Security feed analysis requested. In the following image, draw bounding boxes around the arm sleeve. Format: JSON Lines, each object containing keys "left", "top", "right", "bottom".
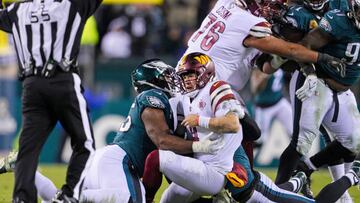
{"left": 70, "top": 0, "right": 102, "bottom": 18}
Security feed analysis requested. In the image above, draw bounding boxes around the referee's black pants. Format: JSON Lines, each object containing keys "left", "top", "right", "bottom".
{"left": 13, "top": 72, "right": 95, "bottom": 202}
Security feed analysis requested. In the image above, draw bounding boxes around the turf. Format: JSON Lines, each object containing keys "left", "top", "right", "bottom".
{"left": 0, "top": 165, "right": 359, "bottom": 202}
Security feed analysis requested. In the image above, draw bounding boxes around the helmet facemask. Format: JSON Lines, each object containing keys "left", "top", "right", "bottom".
{"left": 131, "top": 59, "right": 181, "bottom": 97}
{"left": 304, "top": 0, "right": 329, "bottom": 12}
{"left": 350, "top": 0, "right": 360, "bottom": 29}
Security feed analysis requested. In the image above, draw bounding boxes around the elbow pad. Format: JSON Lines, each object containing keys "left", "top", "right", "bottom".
{"left": 217, "top": 100, "right": 245, "bottom": 119}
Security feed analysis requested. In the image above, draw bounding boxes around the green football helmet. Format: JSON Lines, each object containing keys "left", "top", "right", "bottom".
{"left": 131, "top": 58, "right": 180, "bottom": 95}
{"left": 349, "top": 0, "right": 360, "bottom": 29}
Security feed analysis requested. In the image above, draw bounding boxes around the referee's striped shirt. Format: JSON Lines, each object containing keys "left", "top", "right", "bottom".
{"left": 0, "top": 0, "right": 101, "bottom": 72}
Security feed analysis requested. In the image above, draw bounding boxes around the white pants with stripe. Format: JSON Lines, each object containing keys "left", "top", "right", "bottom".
{"left": 289, "top": 71, "right": 360, "bottom": 155}
{"left": 159, "top": 150, "right": 226, "bottom": 203}
{"left": 248, "top": 172, "right": 315, "bottom": 203}
{"left": 255, "top": 97, "right": 293, "bottom": 143}
{"left": 78, "top": 145, "right": 145, "bottom": 203}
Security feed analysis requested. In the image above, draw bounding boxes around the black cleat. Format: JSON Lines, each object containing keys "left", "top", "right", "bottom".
{"left": 52, "top": 190, "right": 78, "bottom": 203}
{"left": 300, "top": 176, "right": 314, "bottom": 199}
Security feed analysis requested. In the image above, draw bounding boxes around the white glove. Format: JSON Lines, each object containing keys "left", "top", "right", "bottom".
{"left": 295, "top": 74, "right": 318, "bottom": 102}
{"left": 192, "top": 133, "right": 224, "bottom": 154}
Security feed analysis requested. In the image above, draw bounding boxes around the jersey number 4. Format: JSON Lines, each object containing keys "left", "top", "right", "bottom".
{"left": 191, "top": 13, "right": 225, "bottom": 51}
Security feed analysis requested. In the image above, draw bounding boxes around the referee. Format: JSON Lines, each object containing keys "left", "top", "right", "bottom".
{"left": 0, "top": 0, "right": 102, "bottom": 202}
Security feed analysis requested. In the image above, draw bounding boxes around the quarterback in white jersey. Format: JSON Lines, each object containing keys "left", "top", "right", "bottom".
{"left": 143, "top": 53, "right": 244, "bottom": 203}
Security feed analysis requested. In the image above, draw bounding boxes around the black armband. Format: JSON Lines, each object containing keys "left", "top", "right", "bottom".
{"left": 255, "top": 53, "right": 273, "bottom": 72}
{"left": 299, "top": 63, "right": 316, "bottom": 76}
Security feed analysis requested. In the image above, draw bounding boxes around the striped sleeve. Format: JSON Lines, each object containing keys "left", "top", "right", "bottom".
{"left": 249, "top": 21, "right": 272, "bottom": 38}
{"left": 210, "top": 81, "right": 236, "bottom": 112}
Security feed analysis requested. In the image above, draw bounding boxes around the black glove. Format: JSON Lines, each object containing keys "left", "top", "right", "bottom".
{"left": 317, "top": 53, "right": 346, "bottom": 77}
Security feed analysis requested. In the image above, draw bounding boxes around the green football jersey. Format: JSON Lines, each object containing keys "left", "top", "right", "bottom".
{"left": 285, "top": 0, "right": 349, "bottom": 33}
{"left": 113, "top": 89, "right": 174, "bottom": 176}
{"left": 286, "top": 5, "right": 321, "bottom": 33}
{"left": 255, "top": 70, "right": 284, "bottom": 106}
{"left": 317, "top": 9, "right": 360, "bottom": 85}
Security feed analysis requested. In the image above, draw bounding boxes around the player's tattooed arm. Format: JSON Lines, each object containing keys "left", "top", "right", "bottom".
{"left": 181, "top": 112, "right": 241, "bottom": 134}
{"left": 142, "top": 107, "right": 193, "bottom": 154}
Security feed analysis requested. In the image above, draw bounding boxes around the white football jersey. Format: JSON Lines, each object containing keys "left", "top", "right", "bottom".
{"left": 176, "top": 80, "right": 243, "bottom": 174}
{"left": 184, "top": 0, "right": 270, "bottom": 91}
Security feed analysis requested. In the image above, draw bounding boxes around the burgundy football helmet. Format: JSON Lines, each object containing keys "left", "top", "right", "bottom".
{"left": 177, "top": 52, "right": 215, "bottom": 93}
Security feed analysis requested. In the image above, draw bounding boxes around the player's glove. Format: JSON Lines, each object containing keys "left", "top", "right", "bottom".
{"left": 317, "top": 53, "right": 346, "bottom": 78}
{"left": 192, "top": 133, "right": 224, "bottom": 154}
{"left": 296, "top": 74, "right": 318, "bottom": 102}
{"left": 270, "top": 54, "right": 288, "bottom": 70}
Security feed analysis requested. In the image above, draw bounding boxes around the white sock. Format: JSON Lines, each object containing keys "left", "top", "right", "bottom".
{"left": 344, "top": 162, "right": 353, "bottom": 173}
{"left": 35, "top": 171, "right": 57, "bottom": 201}
{"left": 304, "top": 157, "right": 317, "bottom": 170}
{"left": 340, "top": 190, "right": 352, "bottom": 201}
{"left": 344, "top": 170, "right": 359, "bottom": 186}
{"left": 328, "top": 163, "right": 345, "bottom": 181}
{"left": 80, "top": 189, "right": 130, "bottom": 202}
{"left": 289, "top": 178, "right": 301, "bottom": 193}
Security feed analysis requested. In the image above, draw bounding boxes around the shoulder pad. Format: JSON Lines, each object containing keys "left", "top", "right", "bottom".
{"left": 209, "top": 81, "right": 235, "bottom": 112}
{"left": 249, "top": 22, "right": 272, "bottom": 38}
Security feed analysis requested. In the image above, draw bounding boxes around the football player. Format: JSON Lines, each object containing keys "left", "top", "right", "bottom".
{"left": 270, "top": 0, "right": 355, "bottom": 201}
{"left": 143, "top": 52, "right": 244, "bottom": 203}
{"left": 0, "top": 151, "right": 58, "bottom": 203}
{"left": 250, "top": 69, "right": 292, "bottom": 146}
{"left": 274, "top": 1, "right": 360, "bottom": 200}
{"left": 75, "top": 59, "right": 223, "bottom": 202}
{"left": 179, "top": 0, "right": 345, "bottom": 167}
{"left": 256, "top": 0, "right": 354, "bottom": 200}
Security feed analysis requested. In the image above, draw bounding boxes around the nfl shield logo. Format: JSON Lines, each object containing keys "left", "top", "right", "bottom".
{"left": 198, "top": 100, "right": 206, "bottom": 110}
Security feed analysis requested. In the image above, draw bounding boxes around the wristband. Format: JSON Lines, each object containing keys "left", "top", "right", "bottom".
{"left": 198, "top": 116, "right": 211, "bottom": 129}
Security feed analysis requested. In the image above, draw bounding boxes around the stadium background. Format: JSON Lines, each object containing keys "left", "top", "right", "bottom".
{"left": 0, "top": 0, "right": 359, "bottom": 202}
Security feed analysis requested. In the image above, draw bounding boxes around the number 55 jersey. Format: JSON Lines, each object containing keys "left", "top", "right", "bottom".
{"left": 184, "top": 0, "right": 272, "bottom": 92}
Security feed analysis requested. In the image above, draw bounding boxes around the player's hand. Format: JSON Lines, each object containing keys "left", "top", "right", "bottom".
{"left": 317, "top": 53, "right": 346, "bottom": 77}
{"left": 295, "top": 74, "right": 318, "bottom": 102}
{"left": 270, "top": 54, "right": 287, "bottom": 70}
{"left": 181, "top": 114, "right": 200, "bottom": 127}
{"left": 192, "top": 133, "right": 224, "bottom": 154}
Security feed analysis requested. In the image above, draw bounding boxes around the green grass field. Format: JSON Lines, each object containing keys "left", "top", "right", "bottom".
{"left": 0, "top": 165, "right": 359, "bottom": 202}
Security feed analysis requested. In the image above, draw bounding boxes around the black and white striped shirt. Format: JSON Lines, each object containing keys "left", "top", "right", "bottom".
{"left": 0, "top": 0, "right": 101, "bottom": 71}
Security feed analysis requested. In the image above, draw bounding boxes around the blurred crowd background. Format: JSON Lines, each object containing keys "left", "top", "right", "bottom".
{"left": 0, "top": 0, "right": 359, "bottom": 167}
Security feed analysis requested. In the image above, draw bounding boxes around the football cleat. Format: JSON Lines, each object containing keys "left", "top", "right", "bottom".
{"left": 300, "top": 175, "right": 314, "bottom": 199}
{"left": 0, "top": 151, "right": 18, "bottom": 174}
{"left": 351, "top": 160, "right": 360, "bottom": 185}
{"left": 212, "top": 189, "right": 238, "bottom": 203}
{"left": 290, "top": 171, "right": 307, "bottom": 193}
{"left": 52, "top": 190, "right": 78, "bottom": 203}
